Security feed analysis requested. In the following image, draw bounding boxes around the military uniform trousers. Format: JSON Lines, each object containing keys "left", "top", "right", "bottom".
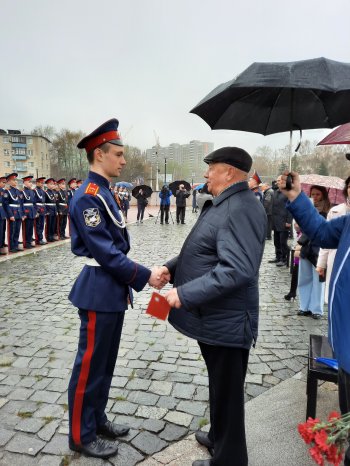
{"left": 68, "top": 309, "right": 125, "bottom": 446}
{"left": 22, "top": 218, "right": 34, "bottom": 247}
{"left": 35, "top": 214, "right": 45, "bottom": 242}
{"left": 8, "top": 219, "right": 21, "bottom": 250}
{"left": 57, "top": 214, "right": 68, "bottom": 238}
{"left": 0, "top": 219, "right": 6, "bottom": 248}
{"left": 46, "top": 214, "right": 57, "bottom": 241}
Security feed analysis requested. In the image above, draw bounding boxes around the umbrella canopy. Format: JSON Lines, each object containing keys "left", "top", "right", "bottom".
{"left": 116, "top": 181, "right": 133, "bottom": 189}
{"left": 132, "top": 185, "right": 153, "bottom": 198}
{"left": 317, "top": 122, "right": 350, "bottom": 146}
{"left": 193, "top": 183, "right": 205, "bottom": 191}
{"left": 169, "top": 180, "right": 191, "bottom": 193}
{"left": 191, "top": 57, "right": 350, "bottom": 136}
{"left": 299, "top": 174, "right": 345, "bottom": 205}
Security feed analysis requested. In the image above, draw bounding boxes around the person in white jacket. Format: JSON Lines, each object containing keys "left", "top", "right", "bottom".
{"left": 316, "top": 177, "right": 350, "bottom": 303}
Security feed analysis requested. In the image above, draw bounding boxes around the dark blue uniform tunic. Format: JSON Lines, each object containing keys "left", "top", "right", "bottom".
{"left": 22, "top": 187, "right": 36, "bottom": 247}
{"left": 0, "top": 188, "right": 7, "bottom": 250}
{"left": 68, "top": 171, "right": 151, "bottom": 447}
{"left": 33, "top": 187, "right": 46, "bottom": 242}
{"left": 2, "top": 187, "right": 24, "bottom": 251}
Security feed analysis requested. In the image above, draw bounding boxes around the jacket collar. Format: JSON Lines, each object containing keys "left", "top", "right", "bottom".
{"left": 212, "top": 181, "right": 249, "bottom": 206}
{"left": 88, "top": 171, "right": 110, "bottom": 189}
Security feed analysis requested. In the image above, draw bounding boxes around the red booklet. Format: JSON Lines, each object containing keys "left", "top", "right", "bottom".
{"left": 146, "top": 292, "right": 171, "bottom": 320}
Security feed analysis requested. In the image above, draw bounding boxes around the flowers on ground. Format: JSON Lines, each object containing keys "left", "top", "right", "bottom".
{"left": 298, "top": 411, "right": 350, "bottom": 465}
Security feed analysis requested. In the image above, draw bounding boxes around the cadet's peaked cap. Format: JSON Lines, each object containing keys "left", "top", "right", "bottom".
{"left": 22, "top": 175, "right": 34, "bottom": 182}
{"left": 45, "top": 178, "right": 55, "bottom": 184}
{"left": 0, "top": 176, "right": 7, "bottom": 182}
{"left": 36, "top": 177, "right": 46, "bottom": 182}
{"left": 77, "top": 118, "right": 123, "bottom": 152}
{"left": 57, "top": 178, "right": 66, "bottom": 184}
{"left": 204, "top": 147, "right": 252, "bottom": 173}
{"left": 251, "top": 170, "right": 262, "bottom": 184}
{"left": 68, "top": 178, "right": 76, "bottom": 185}
{"left": 6, "top": 173, "right": 18, "bottom": 181}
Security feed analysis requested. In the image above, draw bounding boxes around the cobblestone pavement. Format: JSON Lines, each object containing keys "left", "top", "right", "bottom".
{"left": 0, "top": 211, "right": 328, "bottom": 465}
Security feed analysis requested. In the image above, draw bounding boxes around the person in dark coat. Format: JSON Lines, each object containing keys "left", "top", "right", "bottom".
{"left": 261, "top": 182, "right": 273, "bottom": 239}
{"left": 175, "top": 184, "right": 190, "bottom": 224}
{"left": 161, "top": 147, "right": 267, "bottom": 466}
{"left": 135, "top": 189, "right": 148, "bottom": 223}
{"left": 269, "top": 176, "right": 293, "bottom": 266}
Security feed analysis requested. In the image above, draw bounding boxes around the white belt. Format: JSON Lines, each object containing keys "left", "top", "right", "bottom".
{"left": 9, "top": 204, "right": 20, "bottom": 207}
{"left": 36, "top": 203, "right": 44, "bottom": 206}
{"left": 46, "top": 203, "right": 55, "bottom": 206}
{"left": 23, "top": 203, "right": 33, "bottom": 206}
{"left": 85, "top": 258, "right": 100, "bottom": 267}
{"left": 59, "top": 203, "right": 68, "bottom": 206}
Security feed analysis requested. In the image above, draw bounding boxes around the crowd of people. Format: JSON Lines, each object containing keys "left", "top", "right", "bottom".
{"left": 0, "top": 174, "right": 83, "bottom": 254}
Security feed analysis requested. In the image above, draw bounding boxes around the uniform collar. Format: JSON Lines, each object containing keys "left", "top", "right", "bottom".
{"left": 212, "top": 181, "right": 248, "bottom": 206}
{"left": 88, "top": 171, "right": 110, "bottom": 189}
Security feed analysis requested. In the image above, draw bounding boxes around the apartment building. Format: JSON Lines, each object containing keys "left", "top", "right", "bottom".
{"left": 0, "top": 129, "right": 51, "bottom": 180}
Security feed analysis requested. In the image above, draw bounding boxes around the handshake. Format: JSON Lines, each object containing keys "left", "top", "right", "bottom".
{"left": 148, "top": 266, "right": 182, "bottom": 309}
{"left": 148, "top": 266, "right": 171, "bottom": 290}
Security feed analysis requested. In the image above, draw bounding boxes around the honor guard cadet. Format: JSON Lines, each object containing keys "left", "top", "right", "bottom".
{"left": 68, "top": 118, "right": 166, "bottom": 459}
{"left": 2, "top": 173, "right": 24, "bottom": 253}
{"left": 67, "top": 178, "right": 77, "bottom": 206}
{"left": 56, "top": 178, "right": 69, "bottom": 239}
{"left": 33, "top": 177, "right": 47, "bottom": 245}
{"left": 44, "top": 178, "right": 58, "bottom": 242}
{"left": 0, "top": 176, "right": 8, "bottom": 255}
{"left": 76, "top": 179, "right": 83, "bottom": 189}
{"left": 21, "top": 175, "right": 37, "bottom": 248}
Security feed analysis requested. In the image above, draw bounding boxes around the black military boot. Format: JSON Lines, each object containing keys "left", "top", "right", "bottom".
{"left": 69, "top": 437, "right": 118, "bottom": 459}
{"left": 96, "top": 420, "right": 130, "bottom": 439}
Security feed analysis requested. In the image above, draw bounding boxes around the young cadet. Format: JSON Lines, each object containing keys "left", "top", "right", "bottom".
{"left": 33, "top": 177, "right": 47, "bottom": 245}
{"left": 0, "top": 176, "right": 8, "bottom": 254}
{"left": 56, "top": 178, "right": 69, "bottom": 239}
{"left": 21, "top": 175, "right": 37, "bottom": 248}
{"left": 2, "top": 173, "right": 24, "bottom": 252}
{"left": 44, "top": 178, "right": 58, "bottom": 242}
{"left": 68, "top": 118, "right": 168, "bottom": 459}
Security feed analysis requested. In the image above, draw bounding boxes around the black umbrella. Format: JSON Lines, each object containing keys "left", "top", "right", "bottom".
{"left": 190, "top": 57, "right": 350, "bottom": 167}
{"left": 132, "top": 185, "right": 153, "bottom": 198}
{"left": 169, "top": 180, "right": 191, "bottom": 193}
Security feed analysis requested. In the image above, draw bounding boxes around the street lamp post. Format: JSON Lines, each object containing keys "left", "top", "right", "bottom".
{"left": 164, "top": 158, "right": 167, "bottom": 184}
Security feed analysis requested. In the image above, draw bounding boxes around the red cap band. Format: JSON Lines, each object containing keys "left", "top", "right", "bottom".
{"left": 84, "top": 131, "right": 121, "bottom": 153}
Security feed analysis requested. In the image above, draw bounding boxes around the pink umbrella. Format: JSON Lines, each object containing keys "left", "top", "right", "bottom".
{"left": 299, "top": 174, "right": 345, "bottom": 205}
{"left": 317, "top": 122, "right": 350, "bottom": 145}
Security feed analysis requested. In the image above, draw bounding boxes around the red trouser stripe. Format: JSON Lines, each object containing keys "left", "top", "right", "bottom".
{"left": 72, "top": 311, "right": 96, "bottom": 446}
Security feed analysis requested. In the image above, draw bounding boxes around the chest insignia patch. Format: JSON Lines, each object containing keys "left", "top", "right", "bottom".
{"left": 83, "top": 208, "right": 101, "bottom": 227}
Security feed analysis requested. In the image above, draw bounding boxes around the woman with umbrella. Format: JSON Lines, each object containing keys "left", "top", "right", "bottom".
{"left": 132, "top": 185, "right": 152, "bottom": 224}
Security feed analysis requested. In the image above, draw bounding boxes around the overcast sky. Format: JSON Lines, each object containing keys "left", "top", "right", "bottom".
{"left": 1, "top": 0, "right": 350, "bottom": 154}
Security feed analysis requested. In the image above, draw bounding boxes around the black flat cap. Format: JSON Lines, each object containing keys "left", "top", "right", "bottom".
{"left": 204, "top": 147, "right": 252, "bottom": 173}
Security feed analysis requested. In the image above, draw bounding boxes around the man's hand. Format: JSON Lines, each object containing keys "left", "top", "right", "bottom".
{"left": 279, "top": 171, "right": 302, "bottom": 201}
{"left": 9, "top": 216, "right": 15, "bottom": 221}
{"left": 164, "top": 288, "right": 182, "bottom": 308}
{"left": 316, "top": 266, "right": 326, "bottom": 278}
{"left": 148, "top": 266, "right": 171, "bottom": 290}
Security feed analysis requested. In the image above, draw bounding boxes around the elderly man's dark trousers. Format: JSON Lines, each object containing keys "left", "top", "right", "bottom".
{"left": 339, "top": 369, "right": 350, "bottom": 466}
{"left": 176, "top": 206, "right": 185, "bottom": 224}
{"left": 198, "top": 341, "right": 249, "bottom": 466}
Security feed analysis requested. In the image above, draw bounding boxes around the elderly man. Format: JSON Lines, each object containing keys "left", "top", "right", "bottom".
{"left": 162, "top": 147, "right": 267, "bottom": 466}
{"left": 280, "top": 170, "right": 350, "bottom": 466}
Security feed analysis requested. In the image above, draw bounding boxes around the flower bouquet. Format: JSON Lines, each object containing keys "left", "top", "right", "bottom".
{"left": 298, "top": 411, "right": 350, "bottom": 465}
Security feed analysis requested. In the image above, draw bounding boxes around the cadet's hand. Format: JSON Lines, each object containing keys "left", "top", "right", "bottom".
{"left": 10, "top": 216, "right": 15, "bottom": 221}
{"left": 164, "top": 288, "right": 182, "bottom": 308}
{"left": 279, "top": 171, "right": 301, "bottom": 201}
{"left": 148, "top": 266, "right": 170, "bottom": 289}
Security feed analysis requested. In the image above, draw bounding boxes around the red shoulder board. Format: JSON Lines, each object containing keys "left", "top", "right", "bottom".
{"left": 85, "top": 183, "right": 100, "bottom": 196}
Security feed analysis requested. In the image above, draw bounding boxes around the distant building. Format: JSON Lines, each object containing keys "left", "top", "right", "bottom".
{"left": 145, "top": 140, "right": 214, "bottom": 182}
{"left": 0, "top": 129, "right": 51, "bottom": 179}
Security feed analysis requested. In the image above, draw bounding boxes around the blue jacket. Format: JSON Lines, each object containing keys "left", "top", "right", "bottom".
{"left": 22, "top": 187, "right": 37, "bottom": 219}
{"left": 2, "top": 187, "right": 24, "bottom": 219}
{"left": 0, "top": 188, "right": 7, "bottom": 220}
{"left": 69, "top": 171, "right": 151, "bottom": 312}
{"left": 159, "top": 189, "right": 172, "bottom": 206}
{"left": 287, "top": 192, "right": 350, "bottom": 373}
{"left": 166, "top": 182, "right": 266, "bottom": 348}
{"left": 33, "top": 187, "right": 46, "bottom": 215}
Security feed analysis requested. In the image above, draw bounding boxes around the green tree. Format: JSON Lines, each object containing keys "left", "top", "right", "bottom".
{"left": 317, "top": 161, "right": 329, "bottom": 175}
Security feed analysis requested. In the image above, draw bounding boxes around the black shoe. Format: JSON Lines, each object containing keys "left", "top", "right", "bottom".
{"left": 312, "top": 314, "right": 322, "bottom": 320}
{"left": 165, "top": 221, "right": 169, "bottom": 224}
{"left": 38, "top": 240, "right": 47, "bottom": 245}
{"left": 268, "top": 259, "right": 279, "bottom": 263}
{"left": 96, "top": 420, "right": 130, "bottom": 439}
{"left": 284, "top": 292, "right": 296, "bottom": 301}
{"left": 69, "top": 437, "right": 118, "bottom": 459}
{"left": 24, "top": 245, "right": 35, "bottom": 249}
{"left": 195, "top": 431, "right": 214, "bottom": 456}
{"left": 160, "top": 222, "right": 164, "bottom": 225}
{"left": 9, "top": 249, "right": 19, "bottom": 253}
{"left": 181, "top": 222, "right": 186, "bottom": 224}
{"left": 297, "top": 310, "right": 312, "bottom": 316}
{"left": 193, "top": 460, "right": 211, "bottom": 466}
{"left": 276, "top": 261, "right": 287, "bottom": 267}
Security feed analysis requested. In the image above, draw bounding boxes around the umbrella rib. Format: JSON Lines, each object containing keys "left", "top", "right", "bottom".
{"left": 264, "top": 90, "right": 283, "bottom": 135}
